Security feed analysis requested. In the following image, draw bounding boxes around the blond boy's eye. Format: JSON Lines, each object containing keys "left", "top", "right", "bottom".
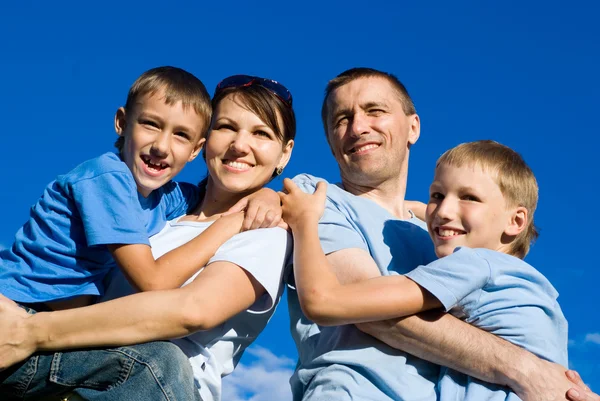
{"left": 430, "top": 192, "right": 444, "bottom": 200}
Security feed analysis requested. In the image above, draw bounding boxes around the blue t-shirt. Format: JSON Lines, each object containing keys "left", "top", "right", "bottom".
{"left": 287, "top": 174, "right": 439, "bottom": 401}
{"left": 406, "top": 247, "right": 568, "bottom": 401}
{"left": 0, "top": 152, "right": 200, "bottom": 303}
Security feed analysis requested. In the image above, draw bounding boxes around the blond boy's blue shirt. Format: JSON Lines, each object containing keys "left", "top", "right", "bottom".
{"left": 406, "top": 247, "right": 568, "bottom": 400}
{"left": 0, "top": 152, "right": 200, "bottom": 303}
{"left": 287, "top": 173, "right": 439, "bottom": 401}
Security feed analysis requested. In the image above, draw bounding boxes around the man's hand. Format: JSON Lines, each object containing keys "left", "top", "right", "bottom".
{"left": 279, "top": 179, "right": 327, "bottom": 230}
{"left": 0, "top": 294, "right": 37, "bottom": 371}
{"left": 224, "top": 188, "right": 282, "bottom": 230}
{"left": 566, "top": 370, "right": 599, "bottom": 401}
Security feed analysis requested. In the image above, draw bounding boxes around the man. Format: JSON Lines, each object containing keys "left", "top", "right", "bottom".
{"left": 286, "top": 67, "right": 597, "bottom": 401}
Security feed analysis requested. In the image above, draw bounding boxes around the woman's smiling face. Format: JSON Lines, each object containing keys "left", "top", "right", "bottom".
{"left": 205, "top": 94, "right": 293, "bottom": 197}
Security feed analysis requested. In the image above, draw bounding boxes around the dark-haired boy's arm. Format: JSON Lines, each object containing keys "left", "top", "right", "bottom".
{"left": 357, "top": 313, "right": 592, "bottom": 401}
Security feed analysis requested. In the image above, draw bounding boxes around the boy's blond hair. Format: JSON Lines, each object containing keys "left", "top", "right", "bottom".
{"left": 115, "top": 66, "right": 212, "bottom": 152}
{"left": 436, "top": 140, "right": 539, "bottom": 259}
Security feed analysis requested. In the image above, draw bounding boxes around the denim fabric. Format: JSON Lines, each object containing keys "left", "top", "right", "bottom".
{"left": 0, "top": 310, "right": 199, "bottom": 401}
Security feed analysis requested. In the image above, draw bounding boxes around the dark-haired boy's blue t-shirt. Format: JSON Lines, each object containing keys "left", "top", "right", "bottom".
{"left": 0, "top": 152, "right": 200, "bottom": 303}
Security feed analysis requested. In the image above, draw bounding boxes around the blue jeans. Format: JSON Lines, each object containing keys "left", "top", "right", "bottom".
{"left": 0, "top": 308, "right": 200, "bottom": 400}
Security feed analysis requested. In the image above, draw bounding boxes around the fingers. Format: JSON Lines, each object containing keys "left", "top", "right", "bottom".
{"left": 223, "top": 198, "right": 248, "bottom": 216}
{"left": 314, "top": 181, "right": 328, "bottom": 201}
{"left": 567, "top": 370, "right": 591, "bottom": 391}
{"left": 282, "top": 178, "right": 299, "bottom": 194}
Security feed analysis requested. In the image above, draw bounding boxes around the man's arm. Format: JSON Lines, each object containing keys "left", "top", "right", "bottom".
{"left": 357, "top": 311, "right": 591, "bottom": 401}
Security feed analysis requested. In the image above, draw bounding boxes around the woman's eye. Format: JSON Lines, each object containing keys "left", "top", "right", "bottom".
{"left": 216, "top": 124, "right": 234, "bottom": 131}
{"left": 255, "top": 130, "right": 271, "bottom": 138}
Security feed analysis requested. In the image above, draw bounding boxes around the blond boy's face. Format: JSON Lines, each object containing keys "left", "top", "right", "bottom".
{"left": 115, "top": 90, "right": 206, "bottom": 197}
{"left": 426, "top": 163, "right": 516, "bottom": 258}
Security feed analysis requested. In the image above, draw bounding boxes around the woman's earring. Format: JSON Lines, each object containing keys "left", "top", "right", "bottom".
{"left": 275, "top": 166, "right": 284, "bottom": 176}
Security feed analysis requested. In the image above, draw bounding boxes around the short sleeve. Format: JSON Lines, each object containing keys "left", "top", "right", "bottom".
{"left": 161, "top": 181, "right": 201, "bottom": 219}
{"left": 208, "top": 227, "right": 292, "bottom": 313}
{"left": 405, "top": 247, "right": 491, "bottom": 311}
{"left": 293, "top": 174, "right": 367, "bottom": 255}
{"left": 71, "top": 172, "right": 150, "bottom": 247}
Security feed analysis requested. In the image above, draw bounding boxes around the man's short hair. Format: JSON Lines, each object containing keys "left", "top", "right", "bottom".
{"left": 436, "top": 140, "right": 539, "bottom": 259}
{"left": 321, "top": 67, "right": 416, "bottom": 138}
{"left": 115, "top": 66, "right": 212, "bottom": 152}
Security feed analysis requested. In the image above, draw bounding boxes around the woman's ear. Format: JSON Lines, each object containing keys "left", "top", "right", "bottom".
{"left": 277, "top": 139, "right": 295, "bottom": 170}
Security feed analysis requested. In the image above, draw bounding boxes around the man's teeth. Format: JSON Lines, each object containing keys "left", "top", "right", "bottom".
{"left": 353, "top": 144, "right": 379, "bottom": 153}
{"left": 439, "top": 229, "right": 463, "bottom": 237}
{"left": 225, "top": 161, "right": 251, "bottom": 170}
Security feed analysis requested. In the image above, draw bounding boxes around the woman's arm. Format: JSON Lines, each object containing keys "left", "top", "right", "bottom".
{"left": 0, "top": 259, "right": 264, "bottom": 370}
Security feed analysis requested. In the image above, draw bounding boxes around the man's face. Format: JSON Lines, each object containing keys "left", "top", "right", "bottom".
{"left": 325, "top": 77, "right": 419, "bottom": 188}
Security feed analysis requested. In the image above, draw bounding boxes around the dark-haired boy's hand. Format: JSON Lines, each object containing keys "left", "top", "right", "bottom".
{"left": 224, "top": 188, "right": 282, "bottom": 231}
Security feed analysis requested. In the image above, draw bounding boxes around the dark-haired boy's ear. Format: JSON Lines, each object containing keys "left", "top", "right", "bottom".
{"left": 505, "top": 206, "right": 528, "bottom": 236}
{"left": 188, "top": 138, "right": 206, "bottom": 162}
{"left": 115, "top": 107, "right": 127, "bottom": 136}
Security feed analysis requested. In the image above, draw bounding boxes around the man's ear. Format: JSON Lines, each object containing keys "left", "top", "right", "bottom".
{"left": 115, "top": 107, "right": 127, "bottom": 136}
{"left": 188, "top": 137, "right": 206, "bottom": 162}
{"left": 407, "top": 114, "right": 420, "bottom": 146}
{"left": 504, "top": 206, "right": 528, "bottom": 236}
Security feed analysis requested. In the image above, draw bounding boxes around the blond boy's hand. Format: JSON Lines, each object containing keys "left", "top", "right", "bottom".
{"left": 224, "top": 188, "right": 282, "bottom": 231}
{"left": 279, "top": 179, "right": 327, "bottom": 230}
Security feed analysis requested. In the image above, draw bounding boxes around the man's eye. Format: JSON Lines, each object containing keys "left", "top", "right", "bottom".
{"left": 368, "top": 109, "right": 384, "bottom": 115}
{"left": 335, "top": 117, "right": 349, "bottom": 127}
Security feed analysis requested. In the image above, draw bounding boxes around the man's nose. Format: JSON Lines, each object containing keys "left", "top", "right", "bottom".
{"left": 349, "top": 113, "right": 369, "bottom": 138}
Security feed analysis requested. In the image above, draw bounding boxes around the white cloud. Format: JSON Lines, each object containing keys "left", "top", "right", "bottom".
{"left": 584, "top": 333, "right": 600, "bottom": 345}
{"left": 222, "top": 346, "right": 295, "bottom": 401}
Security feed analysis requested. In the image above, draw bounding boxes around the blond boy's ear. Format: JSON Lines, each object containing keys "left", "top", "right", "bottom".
{"left": 115, "top": 107, "right": 127, "bottom": 136}
{"left": 188, "top": 137, "right": 206, "bottom": 162}
{"left": 504, "top": 206, "right": 528, "bottom": 237}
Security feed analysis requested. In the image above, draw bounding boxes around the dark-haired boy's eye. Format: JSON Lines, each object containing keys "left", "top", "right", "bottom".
{"left": 141, "top": 119, "right": 159, "bottom": 128}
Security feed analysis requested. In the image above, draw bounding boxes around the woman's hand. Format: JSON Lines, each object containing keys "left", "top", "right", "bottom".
{"left": 279, "top": 179, "right": 327, "bottom": 230}
{"left": 224, "top": 188, "right": 282, "bottom": 231}
{"left": 0, "top": 294, "right": 37, "bottom": 371}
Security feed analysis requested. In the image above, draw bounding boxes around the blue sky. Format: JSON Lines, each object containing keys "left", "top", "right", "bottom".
{"left": 1, "top": 1, "right": 598, "bottom": 398}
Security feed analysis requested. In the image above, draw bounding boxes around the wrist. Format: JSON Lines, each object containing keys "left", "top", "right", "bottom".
{"left": 499, "top": 349, "right": 539, "bottom": 394}
{"left": 289, "top": 215, "right": 320, "bottom": 231}
{"left": 21, "top": 312, "right": 43, "bottom": 352}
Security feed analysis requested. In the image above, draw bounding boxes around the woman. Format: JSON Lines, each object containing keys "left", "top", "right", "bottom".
{"left": 0, "top": 75, "right": 296, "bottom": 401}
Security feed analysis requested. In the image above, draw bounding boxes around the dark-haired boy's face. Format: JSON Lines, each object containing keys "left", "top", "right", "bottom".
{"left": 115, "top": 90, "right": 206, "bottom": 197}
{"left": 426, "top": 163, "right": 517, "bottom": 257}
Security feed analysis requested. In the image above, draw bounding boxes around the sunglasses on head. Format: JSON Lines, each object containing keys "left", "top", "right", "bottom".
{"left": 215, "top": 75, "right": 293, "bottom": 107}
